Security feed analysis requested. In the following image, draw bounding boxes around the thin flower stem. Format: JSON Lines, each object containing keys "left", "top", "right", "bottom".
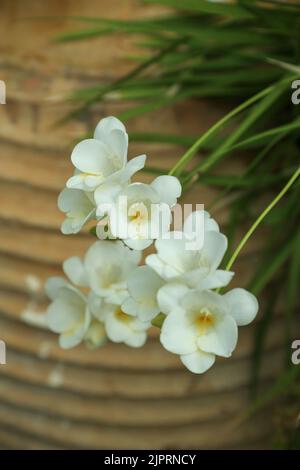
{"left": 168, "top": 84, "right": 276, "bottom": 177}
{"left": 225, "top": 165, "right": 300, "bottom": 273}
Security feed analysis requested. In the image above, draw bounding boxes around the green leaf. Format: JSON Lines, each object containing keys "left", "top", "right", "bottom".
{"left": 239, "top": 365, "right": 300, "bottom": 423}
{"left": 251, "top": 290, "right": 279, "bottom": 396}
{"left": 225, "top": 165, "right": 300, "bottom": 275}
{"left": 129, "top": 132, "right": 195, "bottom": 147}
{"left": 248, "top": 241, "right": 292, "bottom": 296}
{"left": 187, "top": 79, "right": 289, "bottom": 178}
{"left": 169, "top": 80, "right": 285, "bottom": 177}
{"left": 57, "top": 37, "right": 184, "bottom": 124}
{"left": 285, "top": 228, "right": 300, "bottom": 364}
{"left": 143, "top": 0, "right": 253, "bottom": 18}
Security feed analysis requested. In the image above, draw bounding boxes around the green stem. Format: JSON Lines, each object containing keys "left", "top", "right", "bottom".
{"left": 225, "top": 165, "right": 300, "bottom": 273}
{"left": 168, "top": 83, "right": 276, "bottom": 177}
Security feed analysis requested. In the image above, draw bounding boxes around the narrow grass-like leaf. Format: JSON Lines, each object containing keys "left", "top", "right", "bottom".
{"left": 186, "top": 80, "right": 289, "bottom": 180}
{"left": 251, "top": 288, "right": 280, "bottom": 397}
{"left": 225, "top": 165, "right": 300, "bottom": 275}
{"left": 129, "top": 132, "right": 195, "bottom": 146}
{"left": 238, "top": 365, "right": 300, "bottom": 423}
{"left": 143, "top": 0, "right": 253, "bottom": 18}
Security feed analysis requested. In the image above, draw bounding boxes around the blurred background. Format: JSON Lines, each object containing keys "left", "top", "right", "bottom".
{"left": 0, "top": 0, "right": 299, "bottom": 449}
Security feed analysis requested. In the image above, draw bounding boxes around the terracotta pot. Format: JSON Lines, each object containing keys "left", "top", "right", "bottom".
{"left": 0, "top": 0, "right": 290, "bottom": 449}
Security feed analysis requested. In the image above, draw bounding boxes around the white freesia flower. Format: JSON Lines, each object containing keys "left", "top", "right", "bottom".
{"left": 95, "top": 216, "right": 116, "bottom": 241}
{"left": 122, "top": 265, "right": 164, "bottom": 321}
{"left": 66, "top": 116, "right": 146, "bottom": 191}
{"left": 160, "top": 288, "right": 258, "bottom": 374}
{"left": 96, "top": 175, "right": 182, "bottom": 250}
{"left": 62, "top": 255, "right": 89, "bottom": 287}
{"left": 182, "top": 209, "right": 220, "bottom": 234}
{"left": 58, "top": 188, "right": 96, "bottom": 234}
{"left": 46, "top": 111, "right": 261, "bottom": 369}
{"left": 146, "top": 210, "right": 233, "bottom": 289}
{"left": 84, "top": 240, "right": 141, "bottom": 304}
{"left": 157, "top": 282, "right": 190, "bottom": 315}
{"left": 45, "top": 255, "right": 89, "bottom": 294}
{"left": 84, "top": 319, "right": 107, "bottom": 349}
{"left": 92, "top": 301, "right": 150, "bottom": 348}
{"left": 45, "top": 279, "right": 91, "bottom": 349}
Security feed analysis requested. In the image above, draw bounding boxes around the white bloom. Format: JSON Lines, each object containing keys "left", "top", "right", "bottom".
{"left": 45, "top": 279, "right": 91, "bottom": 349}
{"left": 182, "top": 209, "right": 220, "bottom": 235}
{"left": 160, "top": 288, "right": 258, "bottom": 374}
{"left": 84, "top": 319, "right": 107, "bottom": 349}
{"left": 92, "top": 301, "right": 150, "bottom": 348}
{"left": 157, "top": 282, "right": 190, "bottom": 315}
{"left": 122, "top": 265, "right": 164, "bottom": 321}
{"left": 95, "top": 216, "right": 116, "bottom": 240}
{"left": 66, "top": 116, "right": 146, "bottom": 191}
{"left": 146, "top": 210, "right": 233, "bottom": 289}
{"left": 96, "top": 175, "right": 182, "bottom": 250}
{"left": 222, "top": 288, "right": 259, "bottom": 326}
{"left": 84, "top": 240, "right": 141, "bottom": 304}
{"left": 58, "top": 188, "right": 96, "bottom": 234}
{"left": 62, "top": 255, "right": 89, "bottom": 287}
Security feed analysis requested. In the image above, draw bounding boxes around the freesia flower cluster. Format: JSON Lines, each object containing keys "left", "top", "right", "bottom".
{"left": 46, "top": 117, "right": 259, "bottom": 374}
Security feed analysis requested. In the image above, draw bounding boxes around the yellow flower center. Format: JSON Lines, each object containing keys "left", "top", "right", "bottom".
{"left": 115, "top": 308, "right": 133, "bottom": 324}
{"left": 128, "top": 202, "right": 148, "bottom": 225}
{"left": 194, "top": 308, "right": 214, "bottom": 335}
{"left": 129, "top": 210, "right": 141, "bottom": 222}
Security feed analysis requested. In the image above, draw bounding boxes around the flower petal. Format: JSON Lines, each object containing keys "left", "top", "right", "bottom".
{"left": 105, "top": 311, "right": 131, "bottom": 343}
{"left": 224, "top": 288, "right": 259, "bottom": 326}
{"left": 84, "top": 320, "right": 107, "bottom": 349}
{"left": 87, "top": 292, "right": 103, "bottom": 320}
{"left": 94, "top": 182, "right": 123, "bottom": 216}
{"left": 152, "top": 235, "right": 192, "bottom": 276}
{"left": 94, "top": 117, "right": 128, "bottom": 165}
{"left": 197, "top": 314, "right": 238, "bottom": 358}
{"left": 122, "top": 266, "right": 162, "bottom": 321}
{"left": 84, "top": 240, "right": 141, "bottom": 297}
{"left": 66, "top": 173, "right": 103, "bottom": 191}
{"left": 59, "top": 330, "right": 84, "bottom": 349}
{"left": 63, "top": 256, "right": 89, "bottom": 287}
{"left": 183, "top": 210, "right": 219, "bottom": 237}
{"left": 157, "top": 282, "right": 189, "bottom": 314}
{"left": 180, "top": 350, "right": 215, "bottom": 374}
{"left": 61, "top": 218, "right": 76, "bottom": 235}
{"left": 94, "top": 116, "right": 126, "bottom": 140}
{"left": 160, "top": 308, "right": 197, "bottom": 355}
{"left": 121, "top": 297, "right": 139, "bottom": 317}
{"left": 108, "top": 128, "right": 128, "bottom": 163}
{"left": 182, "top": 269, "right": 234, "bottom": 290}
{"left": 45, "top": 277, "right": 67, "bottom": 300}
{"left": 58, "top": 188, "right": 94, "bottom": 213}
{"left": 125, "top": 331, "right": 147, "bottom": 348}
{"left": 146, "top": 252, "right": 180, "bottom": 280}
{"left": 124, "top": 238, "right": 153, "bottom": 250}
{"left": 150, "top": 175, "right": 182, "bottom": 207}
{"left": 47, "top": 295, "right": 82, "bottom": 334}
{"left": 201, "top": 231, "right": 228, "bottom": 271}
{"left": 119, "top": 154, "right": 146, "bottom": 183}
{"left": 71, "top": 139, "right": 113, "bottom": 175}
